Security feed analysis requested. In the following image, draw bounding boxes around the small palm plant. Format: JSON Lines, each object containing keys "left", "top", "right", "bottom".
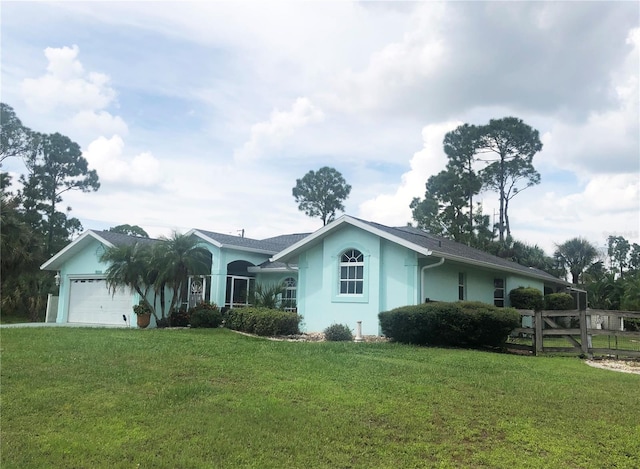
{"left": 250, "top": 282, "right": 286, "bottom": 309}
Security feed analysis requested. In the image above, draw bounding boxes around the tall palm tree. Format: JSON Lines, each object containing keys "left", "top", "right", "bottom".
{"left": 152, "top": 232, "right": 211, "bottom": 319}
{"left": 554, "top": 237, "right": 599, "bottom": 285}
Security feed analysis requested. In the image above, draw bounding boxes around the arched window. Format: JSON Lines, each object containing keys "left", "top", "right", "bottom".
{"left": 339, "top": 249, "right": 364, "bottom": 295}
{"left": 282, "top": 277, "right": 297, "bottom": 311}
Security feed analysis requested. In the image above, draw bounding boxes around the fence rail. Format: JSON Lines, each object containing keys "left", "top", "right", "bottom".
{"left": 509, "top": 309, "right": 640, "bottom": 358}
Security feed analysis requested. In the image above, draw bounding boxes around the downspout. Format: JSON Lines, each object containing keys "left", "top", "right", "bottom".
{"left": 420, "top": 257, "right": 445, "bottom": 303}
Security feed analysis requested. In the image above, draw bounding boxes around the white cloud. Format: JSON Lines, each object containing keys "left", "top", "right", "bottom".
{"left": 21, "top": 45, "right": 116, "bottom": 112}
{"left": 19, "top": 45, "right": 125, "bottom": 144}
{"left": 234, "top": 97, "right": 324, "bottom": 162}
{"left": 83, "top": 135, "right": 161, "bottom": 188}
{"left": 540, "top": 27, "right": 639, "bottom": 178}
{"left": 70, "top": 110, "right": 128, "bottom": 137}
{"left": 358, "top": 121, "right": 460, "bottom": 226}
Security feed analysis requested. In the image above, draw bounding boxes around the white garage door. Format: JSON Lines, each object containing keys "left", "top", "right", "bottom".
{"left": 68, "top": 278, "right": 132, "bottom": 326}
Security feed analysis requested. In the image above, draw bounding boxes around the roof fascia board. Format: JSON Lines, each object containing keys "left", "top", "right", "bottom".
{"left": 272, "top": 215, "right": 433, "bottom": 262}
{"left": 431, "top": 250, "right": 571, "bottom": 286}
{"left": 41, "top": 231, "right": 115, "bottom": 271}
{"left": 189, "top": 230, "right": 224, "bottom": 248}
{"left": 248, "top": 266, "right": 298, "bottom": 273}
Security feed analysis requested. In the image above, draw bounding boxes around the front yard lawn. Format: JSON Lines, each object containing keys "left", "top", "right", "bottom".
{"left": 1, "top": 328, "right": 638, "bottom": 468}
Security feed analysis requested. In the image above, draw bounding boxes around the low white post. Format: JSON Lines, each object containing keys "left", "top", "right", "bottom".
{"left": 354, "top": 321, "right": 364, "bottom": 342}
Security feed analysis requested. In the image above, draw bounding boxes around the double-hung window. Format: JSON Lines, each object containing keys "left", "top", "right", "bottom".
{"left": 339, "top": 249, "right": 364, "bottom": 295}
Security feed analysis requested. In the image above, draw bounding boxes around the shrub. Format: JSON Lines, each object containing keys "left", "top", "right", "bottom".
{"left": 170, "top": 308, "right": 190, "bottom": 327}
{"left": 189, "top": 303, "right": 222, "bottom": 328}
{"left": 379, "top": 301, "right": 520, "bottom": 349}
{"left": 225, "top": 307, "right": 301, "bottom": 336}
{"left": 544, "top": 293, "right": 575, "bottom": 310}
{"left": 509, "top": 287, "right": 544, "bottom": 310}
{"left": 323, "top": 323, "right": 353, "bottom": 341}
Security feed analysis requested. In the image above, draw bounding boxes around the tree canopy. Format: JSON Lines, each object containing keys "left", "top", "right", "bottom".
{"left": 109, "top": 224, "right": 150, "bottom": 238}
{"left": 411, "top": 117, "right": 542, "bottom": 246}
{"left": 292, "top": 166, "right": 351, "bottom": 226}
{"left": 554, "top": 237, "right": 599, "bottom": 285}
{"left": 1, "top": 103, "right": 101, "bottom": 320}
{"left": 476, "top": 117, "right": 542, "bottom": 241}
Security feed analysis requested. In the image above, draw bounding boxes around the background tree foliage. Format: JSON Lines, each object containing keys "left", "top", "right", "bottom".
{"left": 292, "top": 166, "right": 351, "bottom": 226}
{"left": 109, "top": 224, "right": 150, "bottom": 238}
{"left": 411, "top": 116, "right": 541, "bottom": 248}
{"left": 0, "top": 103, "right": 100, "bottom": 321}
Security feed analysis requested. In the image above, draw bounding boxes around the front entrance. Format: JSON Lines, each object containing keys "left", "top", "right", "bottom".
{"left": 225, "top": 260, "right": 256, "bottom": 308}
{"left": 186, "top": 276, "right": 211, "bottom": 309}
{"left": 225, "top": 276, "right": 255, "bottom": 308}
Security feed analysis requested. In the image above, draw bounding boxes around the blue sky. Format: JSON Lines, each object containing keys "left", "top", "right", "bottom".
{"left": 2, "top": 1, "right": 639, "bottom": 257}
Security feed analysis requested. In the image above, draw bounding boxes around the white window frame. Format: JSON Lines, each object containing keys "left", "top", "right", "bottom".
{"left": 339, "top": 249, "right": 364, "bottom": 295}
{"left": 282, "top": 277, "right": 297, "bottom": 311}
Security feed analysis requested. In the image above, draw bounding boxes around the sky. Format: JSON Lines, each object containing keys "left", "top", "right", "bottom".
{"left": 1, "top": 1, "right": 639, "bottom": 257}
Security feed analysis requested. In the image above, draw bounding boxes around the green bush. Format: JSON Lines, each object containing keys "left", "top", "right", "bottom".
{"left": 544, "top": 293, "right": 575, "bottom": 310}
{"left": 379, "top": 301, "right": 520, "bottom": 349}
{"left": 170, "top": 308, "right": 190, "bottom": 327}
{"left": 189, "top": 303, "right": 222, "bottom": 328}
{"left": 225, "top": 307, "right": 301, "bottom": 336}
{"left": 323, "top": 323, "right": 353, "bottom": 341}
{"left": 509, "top": 287, "right": 544, "bottom": 310}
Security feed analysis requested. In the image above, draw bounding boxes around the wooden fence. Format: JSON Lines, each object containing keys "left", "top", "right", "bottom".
{"left": 508, "top": 309, "right": 640, "bottom": 358}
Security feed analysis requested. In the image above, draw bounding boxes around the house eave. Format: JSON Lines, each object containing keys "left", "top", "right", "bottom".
{"left": 271, "top": 215, "right": 433, "bottom": 262}
{"left": 430, "top": 250, "right": 571, "bottom": 286}
{"left": 40, "top": 231, "right": 115, "bottom": 271}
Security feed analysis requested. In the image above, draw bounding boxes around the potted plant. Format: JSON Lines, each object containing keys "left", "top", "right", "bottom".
{"left": 133, "top": 300, "right": 152, "bottom": 329}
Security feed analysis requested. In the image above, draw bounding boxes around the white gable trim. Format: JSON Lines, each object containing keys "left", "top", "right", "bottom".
{"left": 271, "top": 215, "right": 433, "bottom": 262}
{"left": 40, "top": 231, "right": 115, "bottom": 271}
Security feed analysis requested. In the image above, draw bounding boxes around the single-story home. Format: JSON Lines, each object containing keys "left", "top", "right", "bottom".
{"left": 41, "top": 215, "right": 571, "bottom": 334}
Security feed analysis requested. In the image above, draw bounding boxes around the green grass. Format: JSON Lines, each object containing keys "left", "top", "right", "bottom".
{"left": 1, "top": 328, "right": 639, "bottom": 468}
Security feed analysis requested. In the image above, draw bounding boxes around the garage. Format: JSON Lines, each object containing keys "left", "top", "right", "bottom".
{"left": 67, "top": 278, "right": 133, "bottom": 326}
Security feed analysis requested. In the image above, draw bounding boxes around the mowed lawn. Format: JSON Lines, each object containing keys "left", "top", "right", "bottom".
{"left": 1, "top": 328, "right": 638, "bottom": 469}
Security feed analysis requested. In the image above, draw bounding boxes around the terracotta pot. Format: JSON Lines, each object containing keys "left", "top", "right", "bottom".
{"left": 136, "top": 313, "right": 151, "bottom": 329}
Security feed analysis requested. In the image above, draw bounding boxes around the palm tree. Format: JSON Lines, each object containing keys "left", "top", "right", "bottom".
{"left": 554, "top": 237, "right": 599, "bottom": 284}
{"left": 101, "top": 242, "right": 157, "bottom": 315}
{"left": 152, "top": 232, "right": 211, "bottom": 320}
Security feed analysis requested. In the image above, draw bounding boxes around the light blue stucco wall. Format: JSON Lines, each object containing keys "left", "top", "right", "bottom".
{"left": 202, "top": 244, "right": 273, "bottom": 308}
{"left": 55, "top": 238, "right": 137, "bottom": 326}
{"left": 296, "top": 226, "right": 423, "bottom": 336}
{"left": 422, "top": 260, "right": 545, "bottom": 307}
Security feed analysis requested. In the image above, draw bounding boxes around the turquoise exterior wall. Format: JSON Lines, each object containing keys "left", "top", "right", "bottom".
{"left": 296, "top": 226, "right": 421, "bottom": 336}
{"left": 56, "top": 239, "right": 137, "bottom": 326}
{"left": 203, "top": 244, "right": 272, "bottom": 309}
{"left": 422, "top": 260, "right": 545, "bottom": 307}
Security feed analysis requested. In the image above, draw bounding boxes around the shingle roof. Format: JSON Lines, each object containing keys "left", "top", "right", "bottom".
{"left": 260, "top": 233, "right": 311, "bottom": 251}
{"left": 90, "top": 230, "right": 159, "bottom": 247}
{"left": 193, "top": 229, "right": 308, "bottom": 254}
{"left": 356, "top": 219, "right": 566, "bottom": 284}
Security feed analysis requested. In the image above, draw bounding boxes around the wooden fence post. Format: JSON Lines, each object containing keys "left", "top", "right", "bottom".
{"left": 535, "top": 309, "right": 543, "bottom": 355}
{"left": 579, "top": 309, "right": 590, "bottom": 357}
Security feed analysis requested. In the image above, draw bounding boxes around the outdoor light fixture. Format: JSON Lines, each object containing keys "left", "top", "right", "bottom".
{"left": 54, "top": 272, "right": 61, "bottom": 287}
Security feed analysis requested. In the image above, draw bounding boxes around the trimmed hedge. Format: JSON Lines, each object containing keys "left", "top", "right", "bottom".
{"left": 225, "top": 307, "right": 301, "bottom": 336}
{"left": 509, "top": 287, "right": 544, "bottom": 310}
{"left": 544, "top": 293, "right": 575, "bottom": 310}
{"left": 378, "top": 301, "right": 520, "bottom": 348}
{"left": 189, "top": 303, "right": 222, "bottom": 328}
